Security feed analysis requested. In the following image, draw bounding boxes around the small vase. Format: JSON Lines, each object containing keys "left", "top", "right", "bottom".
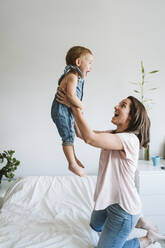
{"left": 144, "top": 144, "right": 150, "bottom": 161}
{"left": 139, "top": 148, "right": 144, "bottom": 160}
{"left": 139, "top": 144, "right": 150, "bottom": 160}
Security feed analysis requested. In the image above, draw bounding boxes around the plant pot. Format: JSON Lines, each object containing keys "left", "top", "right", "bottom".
{"left": 144, "top": 144, "right": 150, "bottom": 161}
{"left": 139, "top": 144, "right": 150, "bottom": 160}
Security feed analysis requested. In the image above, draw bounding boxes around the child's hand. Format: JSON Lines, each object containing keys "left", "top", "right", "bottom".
{"left": 56, "top": 87, "right": 71, "bottom": 108}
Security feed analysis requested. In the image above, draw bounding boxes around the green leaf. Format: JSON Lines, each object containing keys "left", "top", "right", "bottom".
{"left": 149, "top": 70, "right": 159, "bottom": 74}
{"left": 134, "top": 90, "right": 140, "bottom": 93}
{"left": 149, "top": 88, "right": 157, "bottom": 91}
{"left": 15, "top": 161, "right": 20, "bottom": 166}
{"left": 6, "top": 172, "right": 14, "bottom": 178}
{"left": 3, "top": 151, "right": 7, "bottom": 156}
{"left": 8, "top": 150, "right": 15, "bottom": 156}
{"left": 0, "top": 158, "right": 3, "bottom": 163}
{"left": 141, "top": 61, "right": 144, "bottom": 73}
{"left": 144, "top": 98, "right": 153, "bottom": 102}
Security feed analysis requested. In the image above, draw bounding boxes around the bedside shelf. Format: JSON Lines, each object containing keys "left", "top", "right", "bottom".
{"left": 138, "top": 159, "right": 165, "bottom": 174}
{"left": 136, "top": 160, "right": 165, "bottom": 233}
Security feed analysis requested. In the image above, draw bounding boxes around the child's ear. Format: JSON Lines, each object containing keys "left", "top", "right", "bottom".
{"left": 75, "top": 58, "right": 81, "bottom": 66}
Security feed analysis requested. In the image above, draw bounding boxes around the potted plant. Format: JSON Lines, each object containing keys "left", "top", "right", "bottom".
{"left": 0, "top": 150, "right": 20, "bottom": 184}
{"left": 130, "top": 61, "right": 159, "bottom": 160}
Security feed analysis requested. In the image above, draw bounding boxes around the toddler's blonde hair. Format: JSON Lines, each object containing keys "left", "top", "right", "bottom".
{"left": 66, "top": 46, "right": 92, "bottom": 65}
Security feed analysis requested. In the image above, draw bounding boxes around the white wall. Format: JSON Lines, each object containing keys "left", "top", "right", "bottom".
{"left": 1, "top": 0, "right": 165, "bottom": 177}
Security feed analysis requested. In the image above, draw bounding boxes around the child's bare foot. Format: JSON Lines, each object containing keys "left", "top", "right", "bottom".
{"left": 75, "top": 158, "right": 85, "bottom": 168}
{"left": 69, "top": 163, "right": 86, "bottom": 177}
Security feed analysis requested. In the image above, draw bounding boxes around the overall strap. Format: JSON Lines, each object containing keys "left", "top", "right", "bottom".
{"left": 80, "top": 80, "right": 84, "bottom": 101}
{"left": 64, "top": 65, "right": 82, "bottom": 78}
{"left": 58, "top": 65, "right": 82, "bottom": 85}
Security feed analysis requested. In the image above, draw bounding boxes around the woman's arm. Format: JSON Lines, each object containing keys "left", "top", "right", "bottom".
{"left": 74, "top": 122, "right": 83, "bottom": 139}
{"left": 55, "top": 90, "right": 121, "bottom": 150}
{"left": 75, "top": 120, "right": 109, "bottom": 139}
{"left": 72, "top": 107, "right": 123, "bottom": 150}
{"left": 93, "top": 130, "right": 112, "bottom": 134}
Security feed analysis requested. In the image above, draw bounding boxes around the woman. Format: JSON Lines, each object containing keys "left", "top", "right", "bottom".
{"left": 56, "top": 91, "right": 165, "bottom": 248}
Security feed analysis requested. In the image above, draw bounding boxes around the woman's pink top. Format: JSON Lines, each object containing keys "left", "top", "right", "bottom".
{"left": 94, "top": 132, "right": 141, "bottom": 215}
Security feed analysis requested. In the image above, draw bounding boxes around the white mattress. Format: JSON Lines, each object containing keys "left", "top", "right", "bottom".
{"left": 0, "top": 176, "right": 160, "bottom": 248}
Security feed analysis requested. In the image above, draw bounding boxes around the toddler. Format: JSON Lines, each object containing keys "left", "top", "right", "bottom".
{"left": 51, "top": 46, "right": 93, "bottom": 176}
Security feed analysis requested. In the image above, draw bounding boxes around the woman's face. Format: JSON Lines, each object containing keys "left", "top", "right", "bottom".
{"left": 111, "top": 98, "right": 131, "bottom": 131}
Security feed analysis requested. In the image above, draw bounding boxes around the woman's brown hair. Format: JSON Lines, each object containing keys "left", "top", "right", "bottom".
{"left": 126, "top": 96, "right": 150, "bottom": 148}
{"left": 66, "top": 46, "right": 93, "bottom": 65}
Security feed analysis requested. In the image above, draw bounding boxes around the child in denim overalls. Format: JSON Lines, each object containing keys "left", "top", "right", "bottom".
{"left": 51, "top": 46, "right": 93, "bottom": 176}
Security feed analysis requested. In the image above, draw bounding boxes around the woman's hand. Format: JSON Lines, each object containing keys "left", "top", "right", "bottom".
{"left": 56, "top": 87, "right": 71, "bottom": 108}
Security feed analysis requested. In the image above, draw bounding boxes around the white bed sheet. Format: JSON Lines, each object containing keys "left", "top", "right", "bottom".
{"left": 0, "top": 176, "right": 160, "bottom": 248}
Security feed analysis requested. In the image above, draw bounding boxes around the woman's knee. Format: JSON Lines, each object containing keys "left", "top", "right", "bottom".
{"left": 89, "top": 222, "right": 102, "bottom": 232}
{"left": 90, "top": 209, "right": 107, "bottom": 232}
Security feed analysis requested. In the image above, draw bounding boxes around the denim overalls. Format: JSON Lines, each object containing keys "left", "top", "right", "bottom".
{"left": 51, "top": 65, "right": 84, "bottom": 146}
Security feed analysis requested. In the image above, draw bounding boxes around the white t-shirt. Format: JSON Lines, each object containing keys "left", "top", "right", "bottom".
{"left": 94, "top": 132, "right": 141, "bottom": 215}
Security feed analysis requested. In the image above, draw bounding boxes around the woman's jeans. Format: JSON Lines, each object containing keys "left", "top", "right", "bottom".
{"left": 90, "top": 204, "right": 140, "bottom": 248}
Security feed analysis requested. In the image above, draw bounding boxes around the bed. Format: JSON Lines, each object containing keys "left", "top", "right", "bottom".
{"left": 0, "top": 176, "right": 160, "bottom": 247}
